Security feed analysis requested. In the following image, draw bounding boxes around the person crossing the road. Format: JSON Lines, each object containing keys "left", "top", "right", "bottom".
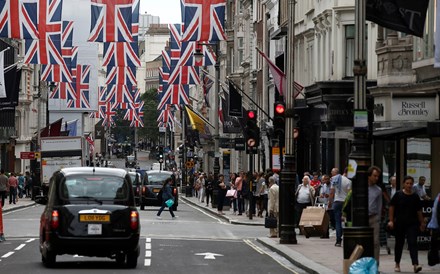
{"left": 156, "top": 178, "right": 177, "bottom": 220}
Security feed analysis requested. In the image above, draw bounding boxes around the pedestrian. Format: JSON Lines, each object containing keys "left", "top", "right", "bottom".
{"left": 24, "top": 171, "right": 32, "bottom": 198}
{"left": 295, "top": 176, "right": 315, "bottom": 230}
{"left": 0, "top": 169, "right": 9, "bottom": 207}
{"left": 310, "top": 172, "right": 321, "bottom": 196}
{"left": 8, "top": 172, "right": 18, "bottom": 204}
{"left": 318, "top": 174, "right": 333, "bottom": 238}
{"left": 17, "top": 173, "right": 25, "bottom": 199}
{"left": 328, "top": 167, "right": 351, "bottom": 247}
{"left": 427, "top": 192, "right": 440, "bottom": 266}
{"left": 156, "top": 178, "right": 177, "bottom": 219}
{"left": 235, "top": 172, "right": 244, "bottom": 215}
{"left": 413, "top": 176, "right": 430, "bottom": 201}
{"left": 228, "top": 173, "right": 237, "bottom": 214}
{"left": 388, "top": 176, "right": 397, "bottom": 199}
{"left": 255, "top": 172, "right": 266, "bottom": 217}
{"left": 196, "top": 174, "right": 205, "bottom": 203}
{"left": 205, "top": 174, "right": 214, "bottom": 207}
{"left": 216, "top": 174, "right": 227, "bottom": 215}
{"left": 268, "top": 176, "right": 279, "bottom": 238}
{"left": 388, "top": 175, "right": 424, "bottom": 273}
{"left": 368, "top": 166, "right": 383, "bottom": 265}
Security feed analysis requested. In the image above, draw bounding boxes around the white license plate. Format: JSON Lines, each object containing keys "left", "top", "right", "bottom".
{"left": 88, "top": 224, "right": 102, "bottom": 235}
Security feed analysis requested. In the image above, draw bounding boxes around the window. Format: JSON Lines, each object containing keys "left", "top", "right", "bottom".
{"left": 345, "top": 25, "right": 355, "bottom": 78}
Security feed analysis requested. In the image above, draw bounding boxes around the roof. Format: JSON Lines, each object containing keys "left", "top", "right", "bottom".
{"left": 60, "top": 167, "right": 128, "bottom": 177}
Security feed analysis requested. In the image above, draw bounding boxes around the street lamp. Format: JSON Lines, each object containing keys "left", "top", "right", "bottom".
{"left": 193, "top": 43, "right": 220, "bottom": 183}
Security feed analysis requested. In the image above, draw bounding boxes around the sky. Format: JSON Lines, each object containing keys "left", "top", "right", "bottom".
{"left": 140, "top": 0, "right": 181, "bottom": 24}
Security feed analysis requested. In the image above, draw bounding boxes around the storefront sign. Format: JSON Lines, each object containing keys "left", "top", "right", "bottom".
{"left": 392, "top": 98, "right": 436, "bottom": 121}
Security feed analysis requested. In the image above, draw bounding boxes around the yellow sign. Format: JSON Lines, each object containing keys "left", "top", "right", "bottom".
{"left": 34, "top": 152, "right": 41, "bottom": 158}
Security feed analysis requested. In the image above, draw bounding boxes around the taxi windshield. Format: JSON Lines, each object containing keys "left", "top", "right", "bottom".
{"left": 60, "top": 175, "right": 129, "bottom": 200}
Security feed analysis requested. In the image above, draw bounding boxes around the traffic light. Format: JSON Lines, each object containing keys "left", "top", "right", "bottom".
{"left": 245, "top": 110, "right": 260, "bottom": 148}
{"left": 178, "top": 144, "right": 184, "bottom": 159}
{"left": 273, "top": 101, "right": 286, "bottom": 145}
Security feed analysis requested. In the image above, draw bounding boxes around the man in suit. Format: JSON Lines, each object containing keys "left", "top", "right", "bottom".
{"left": 268, "top": 176, "right": 279, "bottom": 238}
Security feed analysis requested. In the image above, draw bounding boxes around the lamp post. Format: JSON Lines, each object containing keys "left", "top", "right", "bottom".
{"left": 194, "top": 42, "right": 220, "bottom": 208}
{"left": 343, "top": 0, "right": 374, "bottom": 264}
{"left": 279, "top": 0, "right": 297, "bottom": 245}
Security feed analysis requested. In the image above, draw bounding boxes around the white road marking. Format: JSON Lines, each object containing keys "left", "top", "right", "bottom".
{"left": 145, "top": 250, "right": 151, "bottom": 257}
{"left": 2, "top": 252, "right": 14, "bottom": 258}
{"left": 145, "top": 243, "right": 151, "bottom": 250}
{"left": 145, "top": 238, "right": 152, "bottom": 266}
{"left": 25, "top": 238, "right": 36, "bottom": 243}
{"left": 15, "top": 244, "right": 26, "bottom": 250}
{"left": 182, "top": 200, "right": 226, "bottom": 223}
{"left": 146, "top": 238, "right": 151, "bottom": 243}
{"left": 144, "top": 258, "right": 151, "bottom": 266}
{"left": 195, "top": 252, "right": 224, "bottom": 260}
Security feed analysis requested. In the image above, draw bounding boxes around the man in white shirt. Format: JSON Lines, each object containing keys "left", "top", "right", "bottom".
{"left": 368, "top": 166, "right": 383, "bottom": 265}
{"left": 413, "top": 176, "right": 430, "bottom": 201}
{"left": 268, "top": 176, "right": 279, "bottom": 238}
{"left": 328, "top": 168, "right": 351, "bottom": 247}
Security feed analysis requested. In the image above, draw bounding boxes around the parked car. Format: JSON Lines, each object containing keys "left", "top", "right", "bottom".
{"left": 35, "top": 167, "right": 140, "bottom": 268}
{"left": 140, "top": 170, "right": 178, "bottom": 211}
{"left": 129, "top": 171, "right": 142, "bottom": 206}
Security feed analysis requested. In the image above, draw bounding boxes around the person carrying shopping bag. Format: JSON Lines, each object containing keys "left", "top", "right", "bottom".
{"left": 156, "top": 178, "right": 177, "bottom": 220}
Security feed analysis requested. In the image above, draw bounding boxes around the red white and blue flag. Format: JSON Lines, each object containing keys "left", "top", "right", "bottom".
{"left": 106, "top": 84, "right": 133, "bottom": 105}
{"left": 157, "top": 84, "right": 190, "bottom": 110}
{"left": 88, "top": 0, "right": 134, "bottom": 42}
{"left": 181, "top": 0, "right": 226, "bottom": 42}
{"left": 102, "top": 42, "right": 140, "bottom": 67}
{"left": 0, "top": 0, "right": 39, "bottom": 39}
{"left": 49, "top": 81, "right": 75, "bottom": 99}
{"left": 23, "top": 0, "right": 63, "bottom": 65}
{"left": 131, "top": 0, "right": 138, "bottom": 41}
{"left": 67, "top": 65, "right": 91, "bottom": 109}
{"left": 167, "top": 65, "right": 200, "bottom": 85}
{"left": 105, "top": 66, "right": 137, "bottom": 86}
{"left": 101, "top": 101, "right": 116, "bottom": 126}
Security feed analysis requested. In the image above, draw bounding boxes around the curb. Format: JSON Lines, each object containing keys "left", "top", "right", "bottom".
{"left": 2, "top": 202, "right": 37, "bottom": 213}
{"left": 256, "top": 237, "right": 340, "bottom": 274}
{"left": 180, "top": 196, "right": 264, "bottom": 226}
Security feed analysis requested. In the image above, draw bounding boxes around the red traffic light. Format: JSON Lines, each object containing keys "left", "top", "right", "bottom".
{"left": 247, "top": 110, "right": 256, "bottom": 119}
{"left": 275, "top": 103, "right": 285, "bottom": 114}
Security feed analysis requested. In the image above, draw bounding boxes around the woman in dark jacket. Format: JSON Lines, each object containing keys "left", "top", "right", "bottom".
{"left": 216, "top": 174, "right": 227, "bottom": 215}
{"left": 156, "top": 178, "right": 177, "bottom": 219}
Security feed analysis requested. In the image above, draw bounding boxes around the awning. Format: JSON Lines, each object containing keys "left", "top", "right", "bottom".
{"left": 373, "top": 126, "right": 426, "bottom": 138}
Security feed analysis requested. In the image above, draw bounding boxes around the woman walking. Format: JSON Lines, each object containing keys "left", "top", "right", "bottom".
{"left": 216, "top": 174, "right": 227, "bottom": 215}
{"left": 387, "top": 176, "right": 425, "bottom": 273}
{"left": 156, "top": 178, "right": 177, "bottom": 219}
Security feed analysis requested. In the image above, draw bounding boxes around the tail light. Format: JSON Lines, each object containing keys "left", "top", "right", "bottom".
{"left": 50, "top": 210, "right": 59, "bottom": 230}
{"left": 136, "top": 186, "right": 140, "bottom": 195}
{"left": 173, "top": 188, "right": 177, "bottom": 196}
{"left": 142, "top": 186, "right": 146, "bottom": 195}
{"left": 130, "top": 211, "right": 139, "bottom": 230}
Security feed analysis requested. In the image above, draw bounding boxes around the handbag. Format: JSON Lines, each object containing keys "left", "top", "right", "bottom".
{"left": 165, "top": 198, "right": 174, "bottom": 208}
{"left": 226, "top": 189, "right": 237, "bottom": 198}
{"left": 265, "top": 215, "right": 277, "bottom": 228}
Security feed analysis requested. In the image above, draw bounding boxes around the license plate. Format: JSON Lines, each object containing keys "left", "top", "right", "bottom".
{"left": 88, "top": 224, "right": 102, "bottom": 235}
{"left": 79, "top": 214, "right": 110, "bottom": 223}
{"left": 153, "top": 189, "right": 160, "bottom": 193}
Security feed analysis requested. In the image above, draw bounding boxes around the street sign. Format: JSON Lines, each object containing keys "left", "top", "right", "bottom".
{"left": 20, "top": 152, "right": 35, "bottom": 159}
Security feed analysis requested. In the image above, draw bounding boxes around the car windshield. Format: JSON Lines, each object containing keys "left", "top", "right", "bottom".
{"left": 60, "top": 175, "right": 129, "bottom": 200}
{"left": 127, "top": 156, "right": 135, "bottom": 161}
{"left": 145, "top": 173, "right": 172, "bottom": 185}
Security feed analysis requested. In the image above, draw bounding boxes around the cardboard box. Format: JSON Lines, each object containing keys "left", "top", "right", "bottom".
{"left": 299, "top": 206, "right": 329, "bottom": 237}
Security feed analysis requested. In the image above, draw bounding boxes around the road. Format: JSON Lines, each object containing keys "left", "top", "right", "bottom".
{"left": 0, "top": 151, "right": 306, "bottom": 273}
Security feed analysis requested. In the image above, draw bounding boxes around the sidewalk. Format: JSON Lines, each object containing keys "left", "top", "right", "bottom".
{"left": 1, "top": 197, "right": 36, "bottom": 213}
{"left": 182, "top": 195, "right": 440, "bottom": 274}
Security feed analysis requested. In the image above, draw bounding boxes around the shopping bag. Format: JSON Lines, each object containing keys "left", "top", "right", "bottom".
{"left": 226, "top": 189, "right": 237, "bottom": 198}
{"left": 265, "top": 216, "right": 277, "bottom": 228}
{"left": 165, "top": 198, "right": 174, "bottom": 208}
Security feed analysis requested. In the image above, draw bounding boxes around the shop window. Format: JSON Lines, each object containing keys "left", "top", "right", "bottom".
{"left": 380, "top": 140, "right": 397, "bottom": 185}
{"left": 406, "top": 138, "right": 431, "bottom": 191}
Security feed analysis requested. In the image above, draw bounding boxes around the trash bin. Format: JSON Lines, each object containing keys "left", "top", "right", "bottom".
{"left": 185, "top": 185, "right": 193, "bottom": 197}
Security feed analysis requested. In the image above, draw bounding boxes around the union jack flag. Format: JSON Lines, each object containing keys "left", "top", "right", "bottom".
{"left": 167, "top": 65, "right": 200, "bottom": 85}
{"left": 0, "top": 0, "right": 38, "bottom": 39}
{"left": 131, "top": 0, "right": 138, "bottom": 41}
{"left": 162, "top": 50, "right": 171, "bottom": 70}
{"left": 124, "top": 101, "right": 143, "bottom": 127}
{"left": 101, "top": 101, "right": 116, "bottom": 127}
{"left": 106, "top": 84, "right": 133, "bottom": 105}
{"left": 89, "top": 86, "right": 107, "bottom": 119}
{"left": 23, "top": 0, "right": 63, "bottom": 65}
{"left": 88, "top": 0, "right": 134, "bottom": 43}
{"left": 67, "top": 65, "right": 91, "bottom": 109}
{"left": 202, "top": 72, "right": 213, "bottom": 107}
{"left": 102, "top": 42, "right": 140, "bottom": 67}
{"left": 49, "top": 81, "right": 75, "bottom": 99}
{"left": 181, "top": 0, "right": 226, "bottom": 42}
{"left": 41, "top": 62, "right": 72, "bottom": 82}
{"left": 157, "top": 84, "right": 189, "bottom": 110}
{"left": 105, "top": 66, "right": 137, "bottom": 87}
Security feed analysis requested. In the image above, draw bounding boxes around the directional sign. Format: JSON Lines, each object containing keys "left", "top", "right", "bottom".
{"left": 195, "top": 252, "right": 224, "bottom": 260}
{"left": 20, "top": 152, "right": 35, "bottom": 159}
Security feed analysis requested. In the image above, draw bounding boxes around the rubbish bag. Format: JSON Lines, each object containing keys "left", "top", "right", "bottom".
{"left": 349, "top": 257, "right": 378, "bottom": 274}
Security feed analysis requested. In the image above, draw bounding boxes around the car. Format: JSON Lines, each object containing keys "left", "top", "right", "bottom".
{"left": 129, "top": 171, "right": 142, "bottom": 206}
{"left": 35, "top": 167, "right": 140, "bottom": 268}
{"left": 125, "top": 155, "right": 138, "bottom": 168}
{"left": 139, "top": 170, "right": 178, "bottom": 211}
{"left": 150, "top": 162, "right": 163, "bottom": 170}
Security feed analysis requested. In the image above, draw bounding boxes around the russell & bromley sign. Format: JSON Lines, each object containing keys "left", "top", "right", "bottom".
{"left": 392, "top": 97, "right": 436, "bottom": 121}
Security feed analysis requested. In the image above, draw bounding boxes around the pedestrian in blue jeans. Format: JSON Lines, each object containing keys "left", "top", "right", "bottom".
{"left": 156, "top": 178, "right": 177, "bottom": 219}
{"left": 328, "top": 168, "right": 352, "bottom": 247}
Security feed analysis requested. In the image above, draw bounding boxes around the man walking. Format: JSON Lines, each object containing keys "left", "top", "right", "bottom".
{"left": 368, "top": 166, "right": 383, "bottom": 265}
{"left": 413, "top": 176, "right": 430, "bottom": 201}
{"left": 0, "top": 169, "right": 9, "bottom": 207}
{"left": 8, "top": 172, "right": 18, "bottom": 204}
{"left": 268, "top": 176, "right": 279, "bottom": 238}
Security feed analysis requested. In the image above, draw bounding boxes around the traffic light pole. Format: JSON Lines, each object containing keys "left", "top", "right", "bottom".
{"left": 279, "top": 0, "right": 297, "bottom": 245}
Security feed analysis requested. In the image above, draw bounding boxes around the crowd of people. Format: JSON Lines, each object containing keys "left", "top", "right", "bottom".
{"left": 0, "top": 169, "right": 34, "bottom": 207}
